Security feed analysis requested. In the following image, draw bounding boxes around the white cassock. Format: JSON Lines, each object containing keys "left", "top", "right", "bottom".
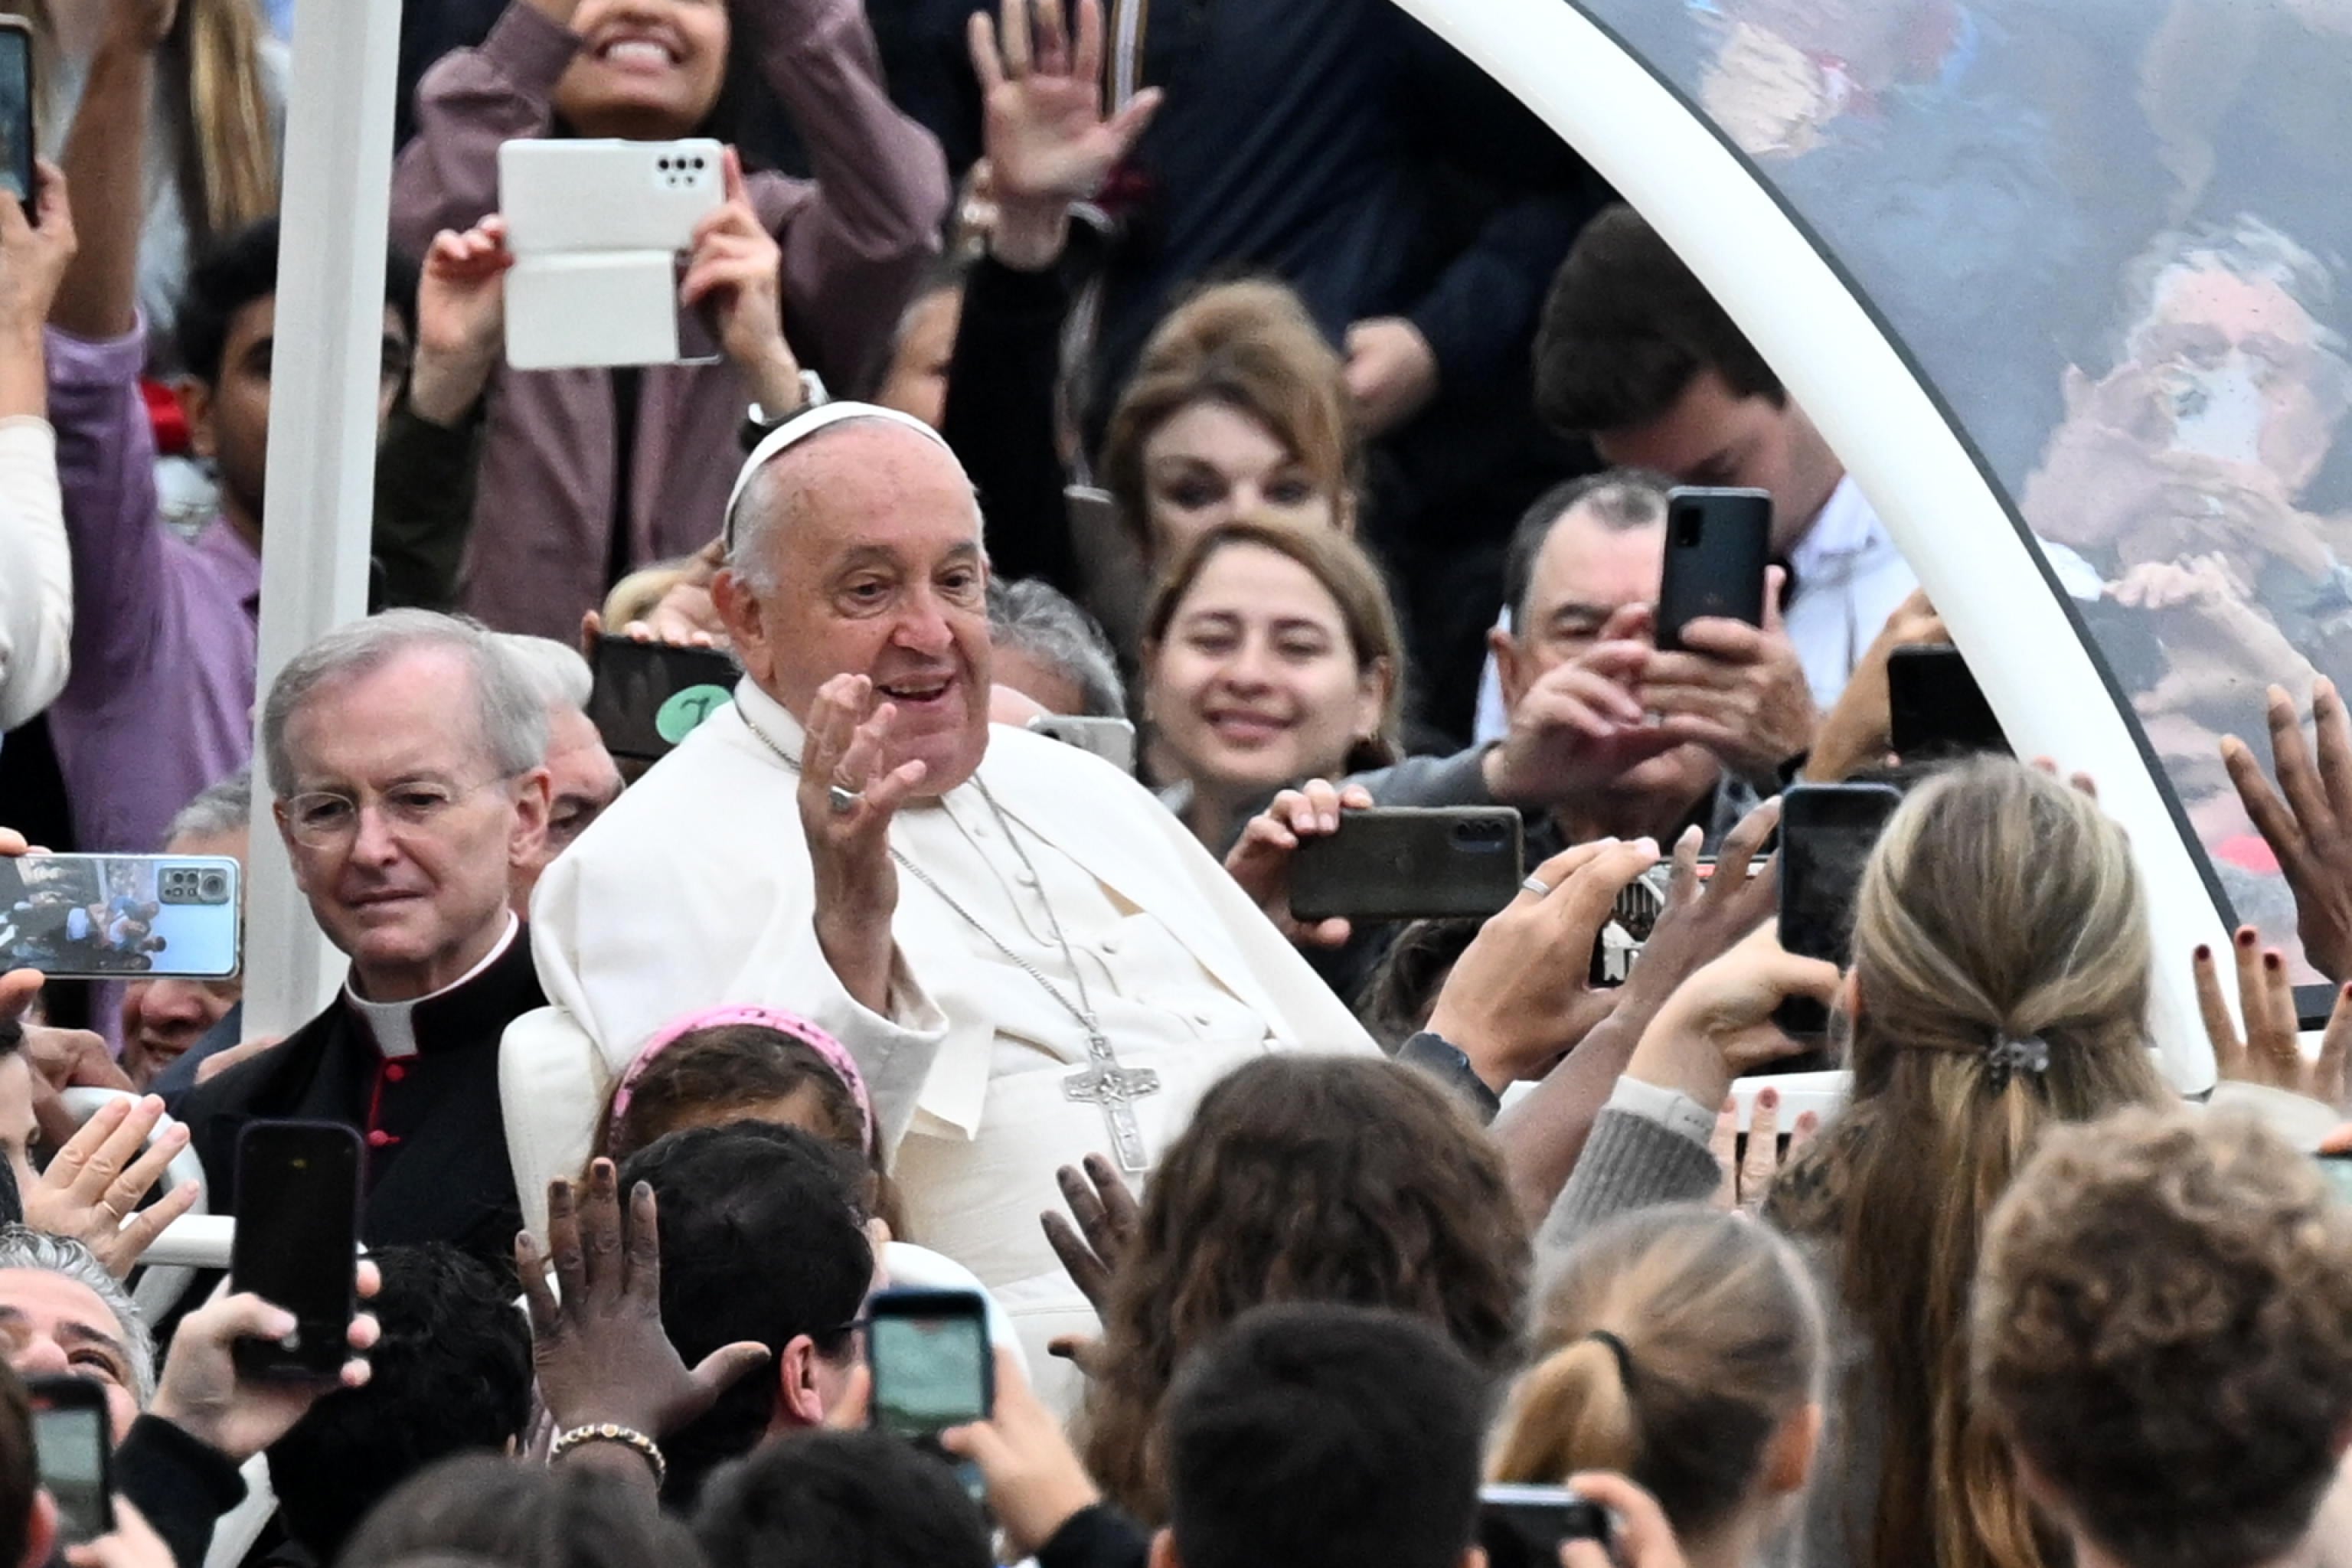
{"left": 501, "top": 677, "right": 1377, "bottom": 1407}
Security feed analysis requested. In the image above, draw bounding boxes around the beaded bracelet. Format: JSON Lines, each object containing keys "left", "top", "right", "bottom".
{"left": 550, "top": 1423, "right": 667, "bottom": 1488}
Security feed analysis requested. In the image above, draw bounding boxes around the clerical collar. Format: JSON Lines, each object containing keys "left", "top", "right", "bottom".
{"left": 343, "top": 914, "right": 521, "bottom": 1060}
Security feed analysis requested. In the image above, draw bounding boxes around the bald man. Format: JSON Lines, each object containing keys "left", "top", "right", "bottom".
{"left": 503, "top": 406, "right": 1374, "bottom": 1410}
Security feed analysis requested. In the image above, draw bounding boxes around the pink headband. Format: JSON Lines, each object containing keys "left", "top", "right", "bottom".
{"left": 611, "top": 1005, "right": 874, "bottom": 1151}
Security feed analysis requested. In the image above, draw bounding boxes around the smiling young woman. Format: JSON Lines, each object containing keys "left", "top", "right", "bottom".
{"left": 1139, "top": 519, "right": 1405, "bottom": 851}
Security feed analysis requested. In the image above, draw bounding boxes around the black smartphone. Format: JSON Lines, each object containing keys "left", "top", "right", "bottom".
{"left": 1888, "top": 645, "right": 2007, "bottom": 762}
{"left": 1655, "top": 487, "right": 1772, "bottom": 653}
{"left": 584, "top": 635, "right": 739, "bottom": 764}
{"left": 0, "top": 852, "right": 241, "bottom": 980}
{"left": 27, "top": 1377, "right": 113, "bottom": 1547}
{"left": 1289, "top": 808, "right": 1524, "bottom": 923}
{"left": 2317, "top": 1153, "right": 2352, "bottom": 1207}
{"left": 230, "top": 1121, "right": 362, "bottom": 1380}
{"left": 1478, "top": 1484, "right": 1611, "bottom": 1568}
{"left": 0, "top": 18, "right": 32, "bottom": 216}
{"left": 866, "top": 1288, "right": 993, "bottom": 1440}
{"left": 1774, "top": 782, "right": 1904, "bottom": 1044}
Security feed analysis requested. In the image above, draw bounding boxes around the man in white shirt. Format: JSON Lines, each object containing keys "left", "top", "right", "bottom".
{"left": 1532, "top": 203, "right": 1916, "bottom": 712}
{"left": 505, "top": 405, "right": 1374, "bottom": 1400}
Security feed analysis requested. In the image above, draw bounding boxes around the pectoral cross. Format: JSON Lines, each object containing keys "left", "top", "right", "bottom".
{"left": 1064, "top": 1048, "right": 1162, "bottom": 1174}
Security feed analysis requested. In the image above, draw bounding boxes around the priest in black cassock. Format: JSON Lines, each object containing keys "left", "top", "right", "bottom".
{"left": 181, "top": 611, "right": 555, "bottom": 1267}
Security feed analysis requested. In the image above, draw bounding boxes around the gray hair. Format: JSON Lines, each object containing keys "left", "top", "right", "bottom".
{"left": 262, "top": 610, "right": 550, "bottom": 799}
{"left": 164, "top": 770, "right": 253, "bottom": 848}
{"left": 495, "top": 634, "right": 593, "bottom": 713}
{"left": 0, "top": 1227, "right": 155, "bottom": 1404}
{"left": 725, "top": 413, "right": 982, "bottom": 596}
{"left": 988, "top": 578, "right": 1128, "bottom": 720}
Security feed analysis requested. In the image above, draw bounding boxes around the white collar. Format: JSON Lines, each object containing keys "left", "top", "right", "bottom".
{"left": 342, "top": 913, "right": 521, "bottom": 1059}
{"left": 1788, "top": 473, "right": 1886, "bottom": 568}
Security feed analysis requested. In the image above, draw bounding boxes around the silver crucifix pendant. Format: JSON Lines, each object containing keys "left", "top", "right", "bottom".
{"left": 1063, "top": 1060, "right": 1163, "bottom": 1173}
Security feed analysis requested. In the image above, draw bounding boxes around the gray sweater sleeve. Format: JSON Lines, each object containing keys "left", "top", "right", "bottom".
{"left": 1537, "top": 1106, "right": 1722, "bottom": 1256}
{"left": 1348, "top": 743, "right": 1498, "bottom": 808}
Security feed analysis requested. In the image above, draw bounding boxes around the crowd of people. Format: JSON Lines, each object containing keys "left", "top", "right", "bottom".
{"left": 0, "top": 0, "right": 2344, "bottom": 1566}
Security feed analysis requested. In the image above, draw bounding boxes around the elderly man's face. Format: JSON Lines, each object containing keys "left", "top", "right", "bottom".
{"left": 276, "top": 645, "right": 551, "bottom": 1001}
{"left": 719, "top": 423, "right": 993, "bottom": 795}
{"left": 0, "top": 1270, "right": 141, "bottom": 1441}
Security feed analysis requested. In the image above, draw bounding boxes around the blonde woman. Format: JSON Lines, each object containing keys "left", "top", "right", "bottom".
{"left": 1544, "top": 758, "right": 2174, "bottom": 1568}
{"left": 35, "top": 0, "right": 282, "bottom": 367}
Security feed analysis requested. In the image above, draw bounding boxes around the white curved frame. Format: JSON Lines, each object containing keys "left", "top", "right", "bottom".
{"left": 1391, "top": 0, "right": 2226, "bottom": 1091}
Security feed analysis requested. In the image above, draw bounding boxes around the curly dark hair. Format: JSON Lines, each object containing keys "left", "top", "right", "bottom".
{"left": 1077, "top": 1056, "right": 1529, "bottom": 1523}
{"left": 1975, "top": 1109, "right": 2352, "bottom": 1568}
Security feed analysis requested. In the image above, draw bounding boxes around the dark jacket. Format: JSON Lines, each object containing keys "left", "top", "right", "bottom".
{"left": 178, "top": 932, "right": 543, "bottom": 1267}
{"left": 115, "top": 1415, "right": 248, "bottom": 1568}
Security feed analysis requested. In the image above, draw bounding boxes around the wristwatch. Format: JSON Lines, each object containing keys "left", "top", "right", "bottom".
{"left": 1398, "top": 1030, "right": 1503, "bottom": 1125}
{"left": 737, "top": 369, "right": 831, "bottom": 452}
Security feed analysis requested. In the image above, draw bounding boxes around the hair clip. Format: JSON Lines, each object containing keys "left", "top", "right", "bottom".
{"left": 1984, "top": 1034, "right": 2050, "bottom": 1094}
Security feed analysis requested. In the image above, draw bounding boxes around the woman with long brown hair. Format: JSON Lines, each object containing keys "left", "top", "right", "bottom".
{"left": 1077, "top": 1054, "right": 1529, "bottom": 1525}
{"left": 1543, "top": 757, "right": 2174, "bottom": 1568}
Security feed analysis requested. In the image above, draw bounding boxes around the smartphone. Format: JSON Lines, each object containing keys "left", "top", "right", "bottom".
{"left": 585, "top": 636, "right": 739, "bottom": 764}
{"left": 1775, "top": 782, "right": 1904, "bottom": 1040}
{"left": 0, "top": 18, "right": 32, "bottom": 214}
{"left": 230, "top": 1122, "right": 362, "bottom": 1381}
{"left": 866, "top": 1288, "right": 994, "bottom": 1440}
{"left": 1289, "top": 808, "right": 1524, "bottom": 923}
{"left": 1888, "top": 645, "right": 2007, "bottom": 762}
{"left": 27, "top": 1377, "right": 113, "bottom": 1547}
{"left": 2317, "top": 1153, "right": 2352, "bottom": 1207}
{"left": 1026, "top": 714, "right": 1138, "bottom": 774}
{"left": 498, "top": 138, "right": 725, "bottom": 256}
{"left": 0, "top": 853, "right": 240, "bottom": 979}
{"left": 1478, "top": 1484, "right": 1611, "bottom": 1568}
{"left": 1655, "top": 487, "right": 1772, "bottom": 653}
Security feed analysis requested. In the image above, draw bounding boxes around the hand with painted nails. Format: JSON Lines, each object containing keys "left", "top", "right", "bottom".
{"left": 1426, "top": 836, "right": 1664, "bottom": 1089}
{"left": 2196, "top": 926, "right": 2352, "bottom": 1111}
{"left": 2221, "top": 679, "right": 2352, "bottom": 982}
{"left": 1708, "top": 1086, "right": 1818, "bottom": 1214}
{"left": 1223, "top": 779, "right": 1376, "bottom": 949}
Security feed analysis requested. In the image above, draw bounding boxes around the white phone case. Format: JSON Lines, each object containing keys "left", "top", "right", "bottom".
{"left": 498, "top": 137, "right": 725, "bottom": 256}
{"left": 505, "top": 251, "right": 681, "bottom": 371}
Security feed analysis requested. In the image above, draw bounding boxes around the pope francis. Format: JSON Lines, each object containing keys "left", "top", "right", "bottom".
{"left": 501, "top": 403, "right": 1377, "bottom": 1400}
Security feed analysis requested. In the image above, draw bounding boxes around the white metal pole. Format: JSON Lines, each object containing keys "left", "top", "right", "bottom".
{"left": 241, "top": 0, "right": 403, "bottom": 1037}
{"left": 1387, "top": 0, "right": 2227, "bottom": 1091}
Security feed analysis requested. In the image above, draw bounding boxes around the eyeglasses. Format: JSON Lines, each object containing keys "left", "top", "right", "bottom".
{"left": 283, "top": 774, "right": 517, "bottom": 848}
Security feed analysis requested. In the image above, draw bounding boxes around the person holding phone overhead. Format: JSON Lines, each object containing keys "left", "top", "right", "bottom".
{"left": 507, "top": 406, "right": 1377, "bottom": 1413}
{"left": 390, "top": 0, "right": 952, "bottom": 642}
{"left": 178, "top": 612, "right": 556, "bottom": 1266}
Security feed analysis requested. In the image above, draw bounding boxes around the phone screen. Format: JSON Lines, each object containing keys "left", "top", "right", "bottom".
{"left": 0, "top": 28, "right": 30, "bottom": 209}
{"left": 230, "top": 1122, "right": 361, "bottom": 1379}
{"left": 1779, "top": 785, "right": 1905, "bottom": 963}
{"left": 2317, "top": 1155, "right": 2352, "bottom": 1207}
{"left": 585, "top": 637, "right": 738, "bottom": 763}
{"left": 1477, "top": 1485, "right": 1610, "bottom": 1568}
{"left": 31, "top": 1389, "right": 112, "bottom": 1546}
{"left": 1888, "top": 645, "right": 2007, "bottom": 761}
{"left": 0, "top": 854, "right": 240, "bottom": 979}
{"left": 868, "top": 1304, "right": 991, "bottom": 1438}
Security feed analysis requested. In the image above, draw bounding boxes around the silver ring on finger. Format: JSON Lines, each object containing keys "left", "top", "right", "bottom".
{"left": 1521, "top": 875, "right": 1553, "bottom": 898}
{"left": 827, "top": 783, "right": 864, "bottom": 816}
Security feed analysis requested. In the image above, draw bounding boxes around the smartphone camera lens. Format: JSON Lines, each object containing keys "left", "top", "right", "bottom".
{"left": 199, "top": 872, "right": 228, "bottom": 902}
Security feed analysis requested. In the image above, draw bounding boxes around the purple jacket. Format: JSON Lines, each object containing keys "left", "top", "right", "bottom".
{"left": 45, "top": 324, "right": 258, "bottom": 855}
{"left": 389, "top": 0, "right": 950, "bottom": 640}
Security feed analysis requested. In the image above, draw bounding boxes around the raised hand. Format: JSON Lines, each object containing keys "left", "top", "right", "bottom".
{"left": 1805, "top": 589, "right": 1945, "bottom": 780}
{"left": 0, "top": 161, "right": 75, "bottom": 336}
{"left": 1560, "top": 1472, "right": 1690, "bottom": 1568}
{"left": 1618, "top": 798, "right": 1782, "bottom": 1019}
{"left": 149, "top": 1263, "right": 381, "bottom": 1462}
{"left": 517, "top": 1161, "right": 770, "bottom": 1443}
{"left": 1485, "top": 612, "right": 1677, "bottom": 808}
{"left": 1426, "top": 836, "right": 1664, "bottom": 1089}
{"left": 1623, "top": 923, "right": 1841, "bottom": 1113}
{"left": 22, "top": 1096, "right": 201, "bottom": 1279}
{"left": 681, "top": 149, "right": 802, "bottom": 417}
{"left": 939, "top": 1350, "right": 1104, "bottom": 1560}
{"left": 2223, "top": 680, "right": 2352, "bottom": 982}
{"left": 410, "top": 216, "right": 513, "bottom": 425}
{"left": 1708, "top": 1086, "right": 1817, "bottom": 1214}
{"left": 2196, "top": 926, "right": 2352, "bottom": 1110}
{"left": 800, "top": 674, "right": 929, "bottom": 1014}
{"left": 1222, "top": 779, "right": 1376, "bottom": 949}
{"left": 1644, "top": 566, "right": 1819, "bottom": 786}
{"left": 1039, "top": 1153, "right": 1137, "bottom": 1316}
{"left": 968, "top": 0, "right": 1162, "bottom": 267}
